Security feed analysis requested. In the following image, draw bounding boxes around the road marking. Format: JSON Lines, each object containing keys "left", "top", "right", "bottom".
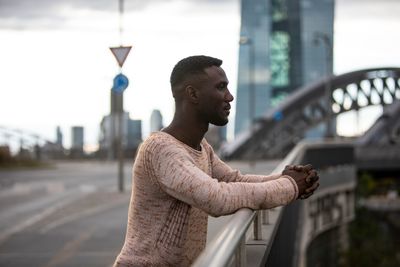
{"left": 43, "top": 226, "right": 96, "bottom": 267}
{"left": 45, "top": 182, "right": 65, "bottom": 193}
{"left": 0, "top": 181, "right": 65, "bottom": 198}
{"left": 40, "top": 195, "right": 128, "bottom": 233}
{"left": 0, "top": 183, "right": 40, "bottom": 197}
{"left": 79, "top": 184, "right": 97, "bottom": 193}
{"left": 0, "top": 191, "right": 84, "bottom": 245}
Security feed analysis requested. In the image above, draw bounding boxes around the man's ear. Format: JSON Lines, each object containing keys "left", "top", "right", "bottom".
{"left": 185, "top": 85, "right": 199, "bottom": 104}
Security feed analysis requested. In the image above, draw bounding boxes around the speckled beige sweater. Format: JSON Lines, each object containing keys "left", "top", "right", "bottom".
{"left": 113, "top": 132, "right": 298, "bottom": 267}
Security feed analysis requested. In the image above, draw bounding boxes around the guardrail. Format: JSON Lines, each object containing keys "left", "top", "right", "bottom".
{"left": 193, "top": 141, "right": 355, "bottom": 267}
{"left": 192, "top": 142, "right": 308, "bottom": 267}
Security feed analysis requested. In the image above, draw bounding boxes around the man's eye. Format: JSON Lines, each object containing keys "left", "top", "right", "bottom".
{"left": 218, "top": 84, "right": 226, "bottom": 90}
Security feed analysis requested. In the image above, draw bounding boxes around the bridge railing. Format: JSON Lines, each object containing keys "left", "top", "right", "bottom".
{"left": 192, "top": 142, "right": 308, "bottom": 267}
{"left": 193, "top": 141, "right": 355, "bottom": 267}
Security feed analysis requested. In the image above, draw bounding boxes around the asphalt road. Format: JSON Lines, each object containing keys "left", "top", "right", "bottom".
{"left": 0, "top": 160, "right": 278, "bottom": 267}
{"left": 0, "top": 160, "right": 132, "bottom": 267}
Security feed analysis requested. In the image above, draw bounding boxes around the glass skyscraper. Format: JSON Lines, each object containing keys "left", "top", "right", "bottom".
{"left": 234, "top": 0, "right": 334, "bottom": 136}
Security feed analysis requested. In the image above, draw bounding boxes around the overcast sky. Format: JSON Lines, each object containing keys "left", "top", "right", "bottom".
{"left": 0, "top": 0, "right": 399, "bottom": 151}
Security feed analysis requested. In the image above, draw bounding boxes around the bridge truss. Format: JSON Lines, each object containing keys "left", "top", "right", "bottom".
{"left": 221, "top": 67, "right": 400, "bottom": 160}
{"left": 0, "top": 126, "right": 56, "bottom": 156}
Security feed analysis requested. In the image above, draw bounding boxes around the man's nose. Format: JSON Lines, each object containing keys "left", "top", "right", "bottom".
{"left": 226, "top": 89, "right": 234, "bottom": 102}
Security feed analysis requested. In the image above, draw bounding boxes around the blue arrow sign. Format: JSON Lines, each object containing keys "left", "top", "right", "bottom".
{"left": 112, "top": 73, "right": 129, "bottom": 93}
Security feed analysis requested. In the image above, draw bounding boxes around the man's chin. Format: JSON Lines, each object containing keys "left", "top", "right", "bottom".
{"left": 211, "top": 119, "right": 229, "bottom": 127}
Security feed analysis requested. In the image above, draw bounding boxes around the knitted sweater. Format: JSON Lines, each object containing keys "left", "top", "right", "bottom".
{"left": 113, "top": 132, "right": 298, "bottom": 267}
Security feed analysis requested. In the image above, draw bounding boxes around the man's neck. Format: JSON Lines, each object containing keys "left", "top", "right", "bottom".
{"left": 163, "top": 118, "right": 208, "bottom": 151}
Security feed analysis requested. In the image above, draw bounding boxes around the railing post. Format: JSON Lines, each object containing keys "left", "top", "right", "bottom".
{"left": 253, "top": 211, "right": 262, "bottom": 240}
{"left": 262, "top": 209, "right": 269, "bottom": 225}
{"left": 235, "top": 235, "right": 247, "bottom": 267}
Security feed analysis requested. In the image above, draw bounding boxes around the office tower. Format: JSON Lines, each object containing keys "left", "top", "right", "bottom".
{"left": 70, "top": 126, "right": 84, "bottom": 158}
{"left": 234, "top": 0, "right": 334, "bottom": 136}
{"left": 235, "top": 0, "right": 271, "bottom": 135}
{"left": 56, "top": 126, "right": 63, "bottom": 148}
{"left": 99, "top": 112, "right": 142, "bottom": 158}
{"left": 150, "top": 109, "right": 163, "bottom": 133}
{"left": 99, "top": 115, "right": 112, "bottom": 153}
{"left": 127, "top": 119, "right": 142, "bottom": 150}
{"left": 71, "top": 126, "right": 84, "bottom": 150}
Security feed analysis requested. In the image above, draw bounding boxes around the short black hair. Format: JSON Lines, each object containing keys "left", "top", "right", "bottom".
{"left": 170, "top": 55, "right": 223, "bottom": 88}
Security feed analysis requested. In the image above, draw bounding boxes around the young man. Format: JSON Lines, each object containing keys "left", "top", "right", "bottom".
{"left": 113, "top": 55, "right": 319, "bottom": 267}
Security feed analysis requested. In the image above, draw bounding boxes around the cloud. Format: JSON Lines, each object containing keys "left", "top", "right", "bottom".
{"left": 336, "top": 0, "right": 400, "bottom": 20}
{"left": 0, "top": 0, "right": 233, "bottom": 30}
{"left": 0, "top": 0, "right": 154, "bottom": 29}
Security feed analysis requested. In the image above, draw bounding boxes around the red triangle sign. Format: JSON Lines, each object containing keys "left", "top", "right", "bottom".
{"left": 110, "top": 46, "right": 132, "bottom": 67}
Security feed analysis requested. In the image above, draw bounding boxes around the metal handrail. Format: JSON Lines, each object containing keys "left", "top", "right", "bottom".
{"left": 192, "top": 142, "right": 308, "bottom": 267}
{"left": 192, "top": 209, "right": 256, "bottom": 267}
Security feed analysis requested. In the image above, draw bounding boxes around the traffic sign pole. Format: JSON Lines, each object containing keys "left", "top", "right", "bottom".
{"left": 111, "top": 73, "right": 129, "bottom": 193}
{"left": 109, "top": 0, "right": 132, "bottom": 193}
{"left": 117, "top": 105, "right": 124, "bottom": 192}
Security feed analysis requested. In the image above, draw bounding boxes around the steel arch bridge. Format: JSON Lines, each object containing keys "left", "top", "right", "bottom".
{"left": 221, "top": 67, "right": 400, "bottom": 160}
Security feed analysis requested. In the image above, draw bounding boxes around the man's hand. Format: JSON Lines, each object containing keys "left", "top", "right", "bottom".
{"left": 282, "top": 164, "right": 319, "bottom": 199}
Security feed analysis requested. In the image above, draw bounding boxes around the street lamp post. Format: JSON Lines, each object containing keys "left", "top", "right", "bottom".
{"left": 313, "top": 31, "right": 334, "bottom": 138}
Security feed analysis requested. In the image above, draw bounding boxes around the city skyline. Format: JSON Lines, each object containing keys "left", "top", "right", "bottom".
{"left": 0, "top": 0, "right": 399, "bottom": 151}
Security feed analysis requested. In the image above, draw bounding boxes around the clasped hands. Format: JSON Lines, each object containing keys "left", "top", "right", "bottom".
{"left": 282, "top": 164, "right": 319, "bottom": 199}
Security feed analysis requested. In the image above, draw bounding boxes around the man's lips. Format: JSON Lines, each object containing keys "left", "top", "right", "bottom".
{"left": 224, "top": 104, "right": 231, "bottom": 115}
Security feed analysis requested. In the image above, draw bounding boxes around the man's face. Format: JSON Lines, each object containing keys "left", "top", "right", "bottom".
{"left": 196, "top": 66, "right": 234, "bottom": 126}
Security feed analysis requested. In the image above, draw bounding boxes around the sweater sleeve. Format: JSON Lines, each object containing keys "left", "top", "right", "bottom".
{"left": 205, "top": 141, "right": 283, "bottom": 183}
{"left": 146, "top": 140, "right": 298, "bottom": 217}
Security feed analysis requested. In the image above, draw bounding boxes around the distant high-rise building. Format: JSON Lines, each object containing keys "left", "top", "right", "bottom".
{"left": 99, "top": 112, "right": 142, "bottom": 158}
{"left": 56, "top": 126, "right": 63, "bottom": 147}
{"left": 127, "top": 119, "right": 142, "bottom": 149}
{"left": 234, "top": 0, "right": 334, "bottom": 136}
{"left": 71, "top": 126, "right": 84, "bottom": 150}
{"left": 70, "top": 126, "right": 84, "bottom": 158}
{"left": 150, "top": 109, "right": 163, "bottom": 133}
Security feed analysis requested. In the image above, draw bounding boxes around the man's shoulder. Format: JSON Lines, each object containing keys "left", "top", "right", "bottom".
{"left": 143, "top": 132, "right": 173, "bottom": 146}
{"left": 142, "top": 132, "right": 183, "bottom": 152}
